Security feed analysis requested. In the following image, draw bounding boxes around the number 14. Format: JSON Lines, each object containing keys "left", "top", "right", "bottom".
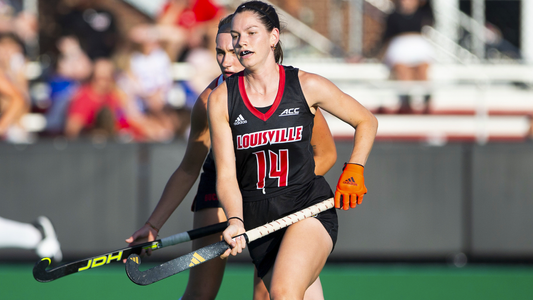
{"left": 253, "top": 149, "right": 289, "bottom": 190}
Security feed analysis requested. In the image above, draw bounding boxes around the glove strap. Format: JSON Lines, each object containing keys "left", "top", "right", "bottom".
{"left": 343, "top": 162, "right": 364, "bottom": 170}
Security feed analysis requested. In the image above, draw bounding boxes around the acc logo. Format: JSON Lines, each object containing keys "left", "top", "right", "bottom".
{"left": 279, "top": 108, "right": 299, "bottom": 117}
{"left": 188, "top": 252, "right": 206, "bottom": 267}
{"left": 78, "top": 251, "right": 123, "bottom": 271}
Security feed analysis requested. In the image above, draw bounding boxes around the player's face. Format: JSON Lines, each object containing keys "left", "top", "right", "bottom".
{"left": 231, "top": 11, "right": 278, "bottom": 69}
{"left": 216, "top": 32, "right": 243, "bottom": 79}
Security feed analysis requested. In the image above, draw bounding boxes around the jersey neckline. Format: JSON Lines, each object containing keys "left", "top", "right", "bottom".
{"left": 238, "top": 64, "right": 286, "bottom": 122}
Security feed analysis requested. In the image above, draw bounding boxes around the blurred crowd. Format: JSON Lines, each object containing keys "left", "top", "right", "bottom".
{"left": 380, "top": 0, "right": 434, "bottom": 114}
{"left": 0, "top": 0, "right": 531, "bottom": 143}
{"left": 0, "top": 0, "right": 226, "bottom": 143}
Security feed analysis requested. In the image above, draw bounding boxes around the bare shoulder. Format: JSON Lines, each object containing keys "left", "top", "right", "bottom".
{"left": 299, "top": 69, "right": 336, "bottom": 90}
{"left": 208, "top": 80, "right": 228, "bottom": 105}
{"left": 298, "top": 69, "right": 340, "bottom": 105}
{"left": 196, "top": 77, "right": 220, "bottom": 108}
{"left": 207, "top": 81, "right": 230, "bottom": 125}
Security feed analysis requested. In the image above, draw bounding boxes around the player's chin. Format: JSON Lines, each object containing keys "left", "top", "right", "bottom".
{"left": 237, "top": 56, "right": 254, "bottom": 67}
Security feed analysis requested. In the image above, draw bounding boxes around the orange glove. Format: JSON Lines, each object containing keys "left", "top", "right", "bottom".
{"left": 334, "top": 163, "right": 367, "bottom": 210}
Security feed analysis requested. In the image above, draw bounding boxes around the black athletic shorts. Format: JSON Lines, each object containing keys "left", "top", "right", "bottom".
{"left": 243, "top": 176, "right": 338, "bottom": 278}
{"left": 191, "top": 171, "right": 222, "bottom": 212}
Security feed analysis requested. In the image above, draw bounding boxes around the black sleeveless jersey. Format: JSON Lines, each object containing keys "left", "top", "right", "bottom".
{"left": 226, "top": 65, "right": 316, "bottom": 200}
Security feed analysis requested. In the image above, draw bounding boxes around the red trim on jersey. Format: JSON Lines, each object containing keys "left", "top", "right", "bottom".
{"left": 238, "top": 65, "right": 286, "bottom": 121}
{"left": 213, "top": 74, "right": 225, "bottom": 88}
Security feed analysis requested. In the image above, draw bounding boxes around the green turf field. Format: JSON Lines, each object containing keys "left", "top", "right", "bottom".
{"left": 2, "top": 263, "right": 533, "bottom": 299}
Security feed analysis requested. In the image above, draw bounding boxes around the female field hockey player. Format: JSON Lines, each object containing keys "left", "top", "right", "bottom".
{"left": 126, "top": 14, "right": 337, "bottom": 300}
{"left": 208, "top": 1, "right": 378, "bottom": 299}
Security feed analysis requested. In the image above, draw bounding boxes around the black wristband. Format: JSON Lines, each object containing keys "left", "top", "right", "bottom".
{"left": 227, "top": 216, "right": 244, "bottom": 224}
{"left": 343, "top": 162, "right": 364, "bottom": 170}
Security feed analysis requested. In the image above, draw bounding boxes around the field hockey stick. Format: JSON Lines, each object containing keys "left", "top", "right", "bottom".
{"left": 33, "top": 221, "right": 228, "bottom": 283}
{"left": 126, "top": 197, "right": 334, "bottom": 285}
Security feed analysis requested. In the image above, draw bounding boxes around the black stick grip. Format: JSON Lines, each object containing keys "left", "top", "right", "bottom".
{"left": 187, "top": 221, "right": 228, "bottom": 240}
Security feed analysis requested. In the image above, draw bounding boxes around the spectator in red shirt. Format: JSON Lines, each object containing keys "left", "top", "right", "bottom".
{"left": 65, "top": 58, "right": 176, "bottom": 142}
{"left": 65, "top": 58, "right": 126, "bottom": 139}
{"left": 160, "top": 0, "right": 222, "bottom": 28}
{"left": 157, "top": 0, "right": 226, "bottom": 61}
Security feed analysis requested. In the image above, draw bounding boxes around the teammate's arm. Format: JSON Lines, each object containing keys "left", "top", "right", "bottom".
{"left": 207, "top": 83, "right": 246, "bottom": 258}
{"left": 311, "top": 108, "right": 337, "bottom": 176}
{"left": 126, "top": 81, "right": 215, "bottom": 247}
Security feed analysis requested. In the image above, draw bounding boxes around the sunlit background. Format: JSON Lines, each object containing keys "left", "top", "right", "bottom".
{"left": 1, "top": 0, "right": 532, "bottom": 299}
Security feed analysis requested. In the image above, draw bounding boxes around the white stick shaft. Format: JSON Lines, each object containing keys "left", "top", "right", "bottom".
{"left": 245, "top": 198, "right": 335, "bottom": 243}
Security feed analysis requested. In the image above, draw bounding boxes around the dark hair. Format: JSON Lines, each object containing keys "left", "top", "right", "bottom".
{"left": 235, "top": 1, "right": 283, "bottom": 64}
{"left": 217, "top": 14, "right": 234, "bottom": 34}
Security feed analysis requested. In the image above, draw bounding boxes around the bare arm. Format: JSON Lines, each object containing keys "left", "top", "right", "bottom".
{"left": 126, "top": 82, "right": 215, "bottom": 245}
{"left": 207, "top": 83, "right": 246, "bottom": 257}
{"left": 300, "top": 71, "right": 378, "bottom": 166}
{"left": 0, "top": 73, "right": 26, "bottom": 136}
{"left": 310, "top": 108, "right": 337, "bottom": 176}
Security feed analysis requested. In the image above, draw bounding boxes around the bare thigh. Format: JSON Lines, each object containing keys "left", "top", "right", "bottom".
{"left": 256, "top": 270, "right": 324, "bottom": 300}
{"left": 304, "top": 277, "right": 325, "bottom": 300}
{"left": 413, "top": 63, "right": 429, "bottom": 81}
{"left": 182, "top": 207, "right": 227, "bottom": 300}
{"left": 392, "top": 63, "right": 415, "bottom": 81}
{"left": 264, "top": 218, "right": 333, "bottom": 300}
{"left": 253, "top": 268, "right": 270, "bottom": 300}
